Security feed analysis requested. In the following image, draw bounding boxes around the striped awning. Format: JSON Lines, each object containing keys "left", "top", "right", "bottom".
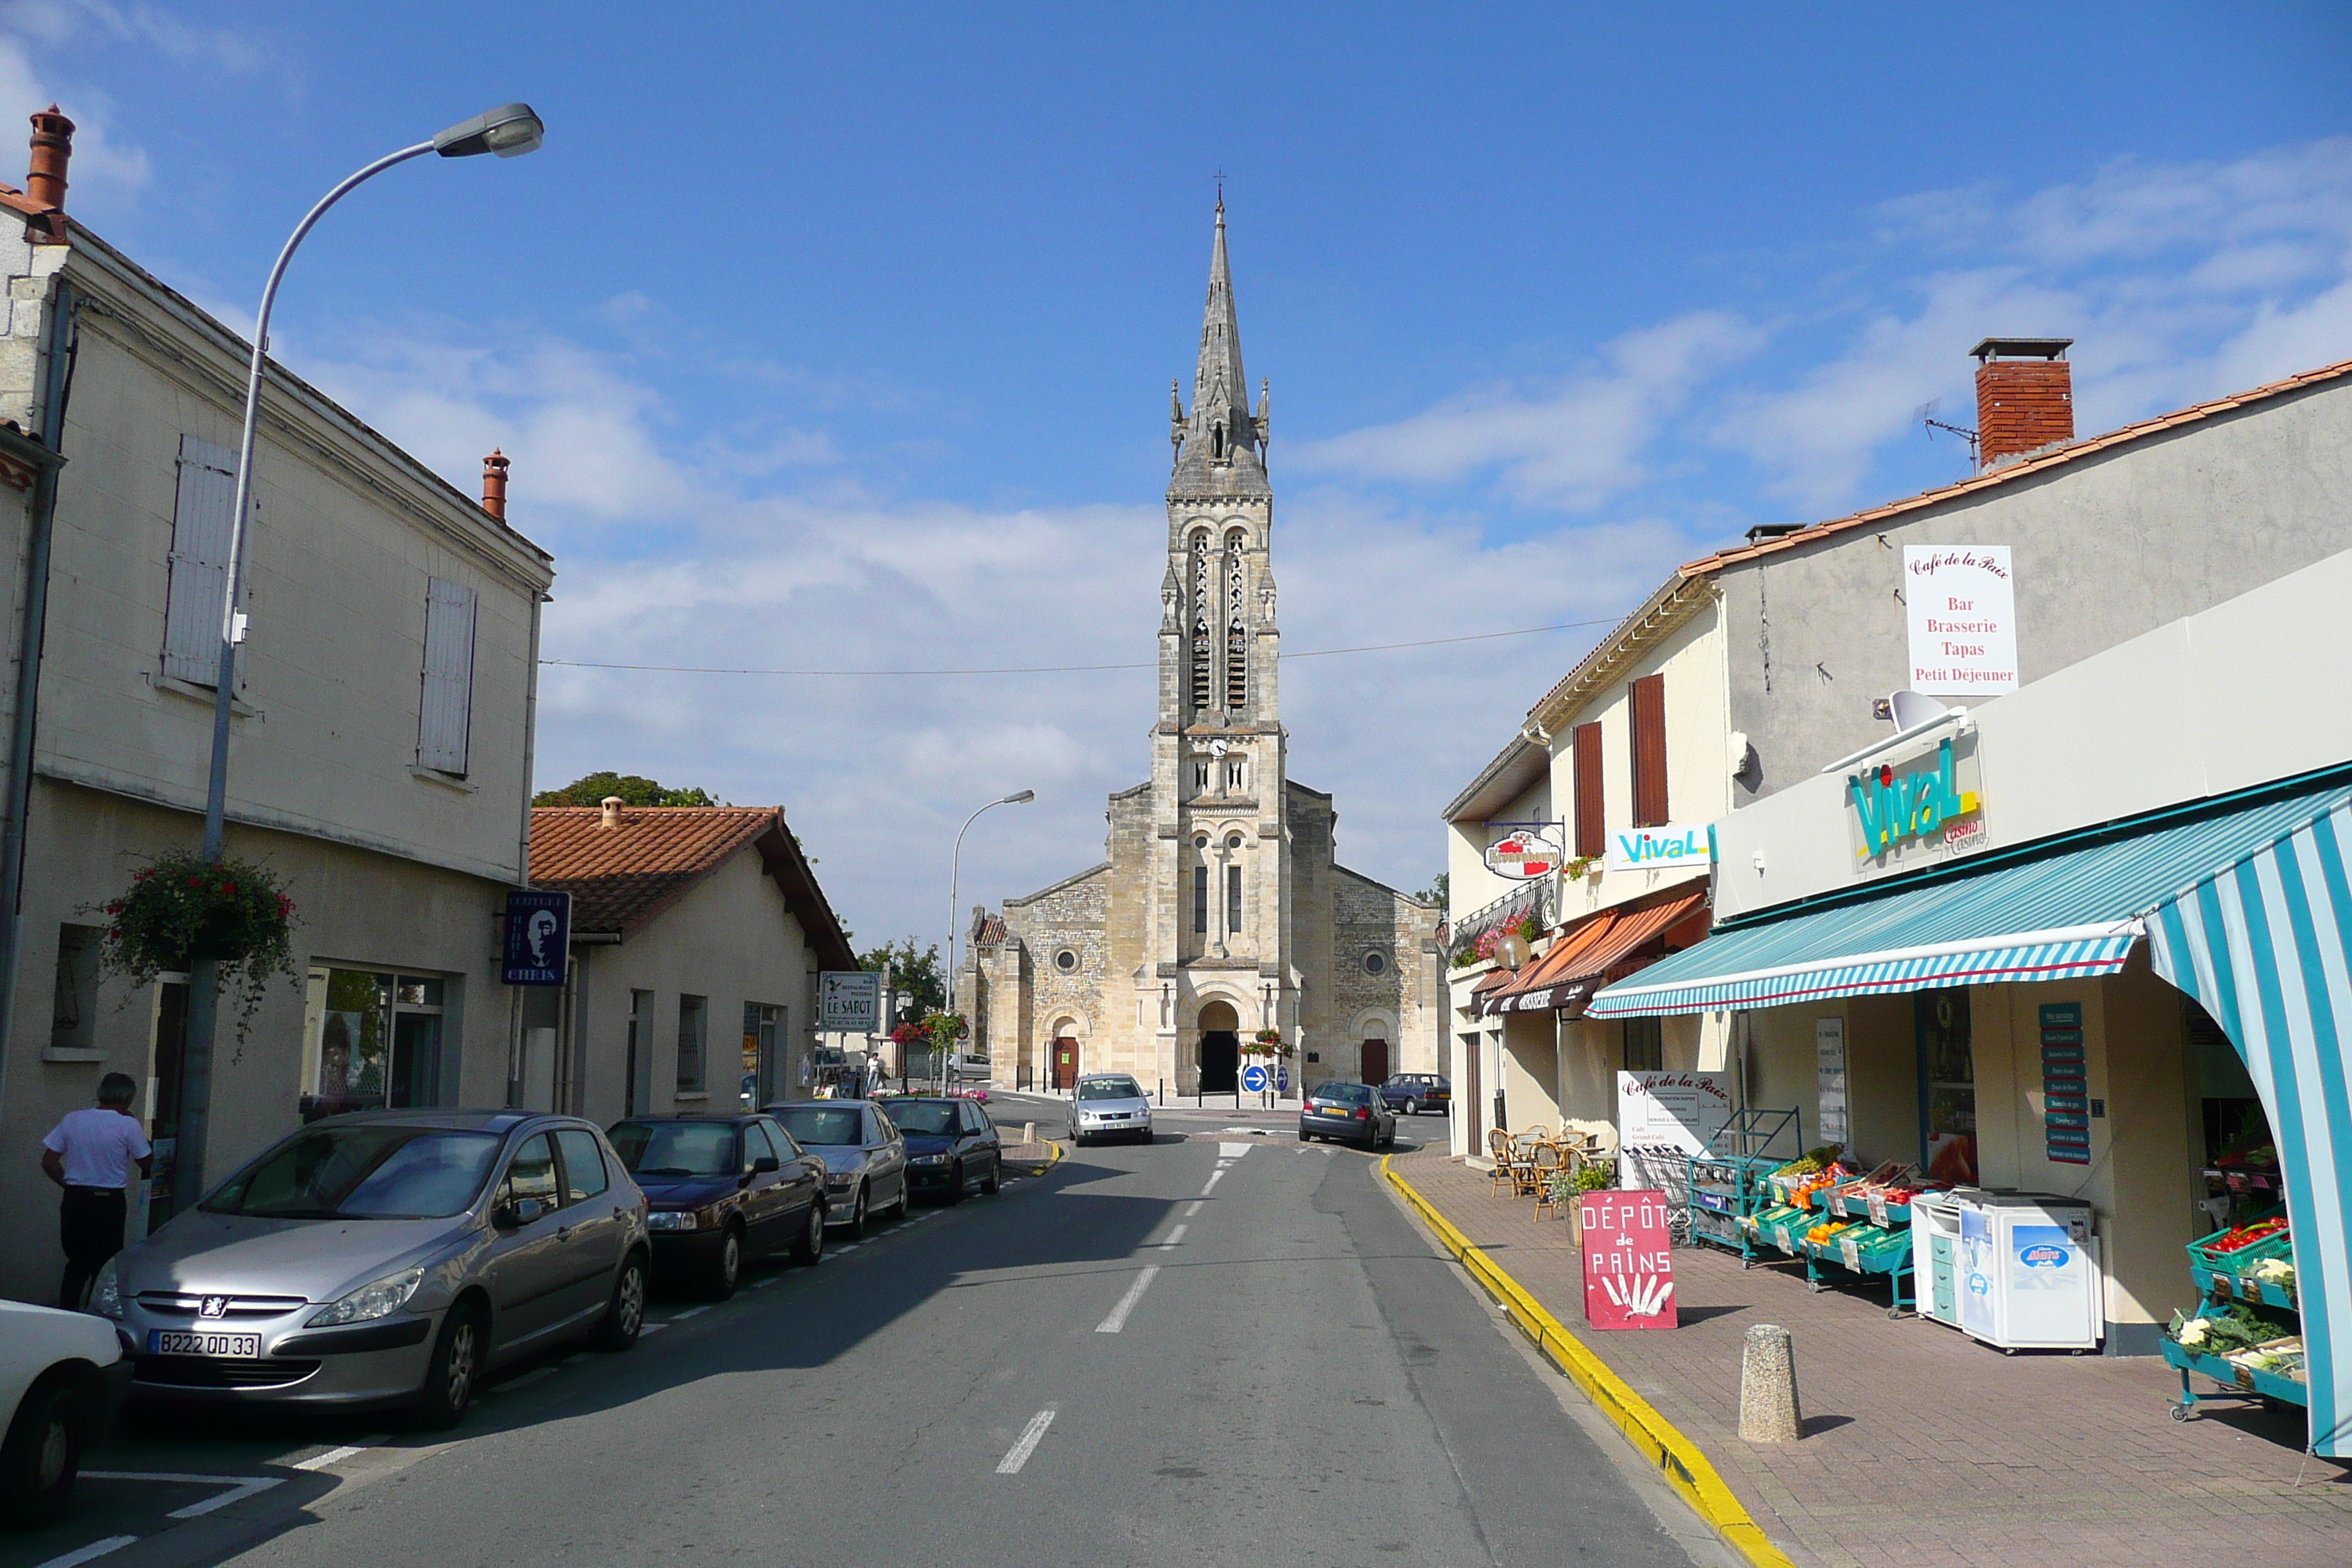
{"left": 1588, "top": 780, "right": 2352, "bottom": 1020}
{"left": 2146, "top": 796, "right": 2352, "bottom": 1458}
{"left": 1487, "top": 884, "right": 1708, "bottom": 1015}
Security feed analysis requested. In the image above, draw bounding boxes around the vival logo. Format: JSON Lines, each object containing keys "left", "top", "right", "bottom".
{"left": 1613, "top": 828, "right": 1705, "bottom": 864}
{"left": 1849, "top": 736, "right": 1979, "bottom": 857}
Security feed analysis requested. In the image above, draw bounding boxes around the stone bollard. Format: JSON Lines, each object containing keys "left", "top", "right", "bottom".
{"left": 1022, "top": 1121, "right": 1036, "bottom": 1146}
{"left": 1738, "top": 1323, "right": 1802, "bottom": 1443}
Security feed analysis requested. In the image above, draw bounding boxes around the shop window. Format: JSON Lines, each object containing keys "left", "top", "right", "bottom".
{"left": 1629, "top": 674, "right": 1668, "bottom": 828}
{"left": 161, "top": 435, "right": 239, "bottom": 687}
{"left": 301, "top": 967, "right": 447, "bottom": 1120}
{"left": 676, "top": 994, "right": 708, "bottom": 1092}
{"left": 50, "top": 924, "right": 102, "bottom": 1054}
{"left": 1622, "top": 1017, "right": 1663, "bottom": 1072}
{"left": 1572, "top": 722, "right": 1605, "bottom": 859}
{"left": 1915, "top": 990, "right": 1976, "bottom": 1183}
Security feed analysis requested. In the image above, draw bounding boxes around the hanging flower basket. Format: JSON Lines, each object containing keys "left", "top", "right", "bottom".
{"left": 88, "top": 850, "right": 298, "bottom": 1039}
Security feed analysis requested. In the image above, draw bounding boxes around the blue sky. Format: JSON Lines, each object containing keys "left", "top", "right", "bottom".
{"left": 5, "top": 2, "right": 2350, "bottom": 949}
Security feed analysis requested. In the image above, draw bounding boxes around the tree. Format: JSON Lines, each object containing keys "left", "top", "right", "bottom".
{"left": 534, "top": 772, "right": 723, "bottom": 807}
{"left": 1414, "top": 871, "right": 1449, "bottom": 909}
{"left": 857, "top": 937, "right": 946, "bottom": 1017}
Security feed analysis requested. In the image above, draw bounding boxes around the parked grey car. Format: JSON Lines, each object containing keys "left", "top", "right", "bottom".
{"left": 1071, "top": 1074, "right": 1153, "bottom": 1146}
{"left": 765, "top": 1101, "right": 908, "bottom": 1237}
{"left": 92, "top": 1110, "right": 649, "bottom": 1428}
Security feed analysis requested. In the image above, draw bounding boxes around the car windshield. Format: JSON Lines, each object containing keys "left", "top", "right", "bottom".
{"left": 1077, "top": 1077, "right": 1143, "bottom": 1101}
{"left": 883, "top": 1101, "right": 960, "bottom": 1136}
{"left": 203, "top": 1126, "right": 502, "bottom": 1220}
{"left": 771, "top": 1107, "right": 866, "bottom": 1147}
{"left": 608, "top": 1121, "right": 739, "bottom": 1177}
{"left": 1313, "top": 1083, "right": 1372, "bottom": 1104}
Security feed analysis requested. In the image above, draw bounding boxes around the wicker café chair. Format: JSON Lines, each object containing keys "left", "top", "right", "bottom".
{"left": 1530, "top": 1142, "right": 1566, "bottom": 1216}
{"left": 1487, "top": 1128, "right": 1518, "bottom": 1193}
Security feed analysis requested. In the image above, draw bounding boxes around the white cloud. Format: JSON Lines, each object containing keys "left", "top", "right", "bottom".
{"left": 0, "top": 28, "right": 148, "bottom": 203}
{"left": 1292, "top": 312, "right": 1763, "bottom": 510}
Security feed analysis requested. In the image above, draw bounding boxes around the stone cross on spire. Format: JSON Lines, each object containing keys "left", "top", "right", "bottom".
{"left": 1170, "top": 196, "right": 1270, "bottom": 498}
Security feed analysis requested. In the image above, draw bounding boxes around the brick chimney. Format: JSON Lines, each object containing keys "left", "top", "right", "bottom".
{"left": 25, "top": 105, "right": 72, "bottom": 244}
{"left": 480, "top": 449, "right": 510, "bottom": 520}
{"left": 1972, "top": 338, "right": 2074, "bottom": 470}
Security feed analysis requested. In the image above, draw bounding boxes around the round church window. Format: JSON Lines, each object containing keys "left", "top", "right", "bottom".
{"left": 1226, "top": 834, "right": 1243, "bottom": 849}
{"left": 1055, "top": 949, "right": 1078, "bottom": 974}
{"left": 1194, "top": 835, "right": 1208, "bottom": 848}
{"left": 1362, "top": 951, "right": 1387, "bottom": 976}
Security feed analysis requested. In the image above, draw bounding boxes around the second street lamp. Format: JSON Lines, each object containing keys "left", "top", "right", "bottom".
{"left": 945, "top": 790, "right": 1034, "bottom": 1093}
{"left": 173, "top": 104, "right": 546, "bottom": 1214}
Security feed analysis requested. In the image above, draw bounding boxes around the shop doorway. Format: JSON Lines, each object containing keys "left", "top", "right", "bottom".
{"left": 1199, "top": 1000, "right": 1240, "bottom": 1093}
{"left": 1361, "top": 1039, "right": 1390, "bottom": 1085}
{"left": 1053, "top": 1037, "right": 1079, "bottom": 1090}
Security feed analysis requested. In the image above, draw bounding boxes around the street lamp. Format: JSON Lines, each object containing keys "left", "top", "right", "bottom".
{"left": 173, "top": 105, "right": 546, "bottom": 1213}
{"left": 946, "top": 790, "right": 1034, "bottom": 1092}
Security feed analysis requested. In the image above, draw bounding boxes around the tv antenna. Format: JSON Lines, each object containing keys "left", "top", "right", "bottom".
{"left": 1915, "top": 398, "right": 1979, "bottom": 464}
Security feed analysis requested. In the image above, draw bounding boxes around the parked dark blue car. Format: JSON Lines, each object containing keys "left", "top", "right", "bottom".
{"left": 607, "top": 1115, "right": 826, "bottom": 1298}
{"left": 876, "top": 1098, "right": 1002, "bottom": 1203}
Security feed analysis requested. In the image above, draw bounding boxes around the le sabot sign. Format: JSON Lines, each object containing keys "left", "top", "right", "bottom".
{"left": 1847, "top": 734, "right": 1983, "bottom": 860}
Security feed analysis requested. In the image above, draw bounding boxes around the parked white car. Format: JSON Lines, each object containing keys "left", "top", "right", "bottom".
{"left": 1, "top": 1299, "right": 131, "bottom": 1527}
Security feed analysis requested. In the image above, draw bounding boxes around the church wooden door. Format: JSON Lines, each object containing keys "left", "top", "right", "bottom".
{"left": 1053, "top": 1039, "right": 1078, "bottom": 1090}
{"left": 1360, "top": 1039, "right": 1390, "bottom": 1086}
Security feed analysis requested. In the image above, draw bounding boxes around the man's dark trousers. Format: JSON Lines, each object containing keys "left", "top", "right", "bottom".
{"left": 59, "top": 1186, "right": 127, "bottom": 1310}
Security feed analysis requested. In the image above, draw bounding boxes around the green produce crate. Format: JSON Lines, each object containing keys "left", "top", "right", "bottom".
{"left": 2187, "top": 1206, "right": 2290, "bottom": 1273}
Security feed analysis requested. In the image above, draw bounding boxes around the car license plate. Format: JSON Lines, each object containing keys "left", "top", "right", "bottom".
{"left": 149, "top": 1329, "right": 260, "bottom": 1358}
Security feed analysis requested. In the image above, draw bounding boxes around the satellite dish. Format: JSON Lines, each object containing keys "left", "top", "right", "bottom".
{"left": 1888, "top": 690, "right": 1955, "bottom": 731}
{"left": 1494, "top": 932, "right": 1534, "bottom": 970}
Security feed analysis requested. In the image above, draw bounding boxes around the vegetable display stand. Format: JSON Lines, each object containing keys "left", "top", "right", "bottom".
{"left": 2163, "top": 1337, "right": 2307, "bottom": 1421}
{"left": 1797, "top": 1188, "right": 1918, "bottom": 1316}
{"left": 1683, "top": 1107, "right": 1801, "bottom": 1267}
{"left": 2163, "top": 1213, "right": 2307, "bottom": 1423}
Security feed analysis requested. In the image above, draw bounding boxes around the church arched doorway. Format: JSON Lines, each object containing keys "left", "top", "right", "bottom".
{"left": 1197, "top": 1000, "right": 1240, "bottom": 1093}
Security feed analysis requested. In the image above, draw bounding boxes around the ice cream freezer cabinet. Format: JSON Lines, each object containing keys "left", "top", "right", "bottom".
{"left": 1956, "top": 1195, "right": 2103, "bottom": 1352}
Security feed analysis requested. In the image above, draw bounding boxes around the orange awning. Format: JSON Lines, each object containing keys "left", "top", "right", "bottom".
{"left": 1486, "top": 882, "right": 1708, "bottom": 1016}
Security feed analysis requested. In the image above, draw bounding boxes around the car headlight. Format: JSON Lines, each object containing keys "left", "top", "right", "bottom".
{"left": 647, "top": 1209, "right": 701, "bottom": 1232}
{"left": 90, "top": 1257, "right": 123, "bottom": 1320}
{"left": 911, "top": 1153, "right": 949, "bottom": 1166}
{"left": 825, "top": 1172, "right": 857, "bottom": 1188}
{"left": 306, "top": 1266, "right": 424, "bottom": 1327}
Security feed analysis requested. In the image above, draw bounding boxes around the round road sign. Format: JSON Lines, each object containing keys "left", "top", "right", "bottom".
{"left": 1242, "top": 1063, "right": 1270, "bottom": 1093}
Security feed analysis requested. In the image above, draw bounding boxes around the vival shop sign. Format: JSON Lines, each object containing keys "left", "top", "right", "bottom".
{"left": 1484, "top": 823, "right": 1564, "bottom": 881}
{"left": 1904, "top": 546, "right": 2018, "bottom": 695}
{"left": 818, "top": 971, "right": 882, "bottom": 1033}
{"left": 1606, "top": 823, "right": 1714, "bottom": 874}
{"left": 501, "top": 889, "right": 570, "bottom": 986}
{"left": 1580, "top": 1188, "right": 1678, "bottom": 1330}
{"left": 1847, "top": 733, "right": 1985, "bottom": 864}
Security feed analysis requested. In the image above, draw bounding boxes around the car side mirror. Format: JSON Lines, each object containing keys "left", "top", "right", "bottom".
{"left": 753, "top": 1156, "right": 782, "bottom": 1173}
{"left": 496, "top": 1196, "right": 546, "bottom": 1229}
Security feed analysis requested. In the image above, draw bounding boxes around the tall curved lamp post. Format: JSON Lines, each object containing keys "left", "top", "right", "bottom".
{"left": 945, "top": 790, "right": 1034, "bottom": 1091}
{"left": 174, "top": 105, "right": 546, "bottom": 1213}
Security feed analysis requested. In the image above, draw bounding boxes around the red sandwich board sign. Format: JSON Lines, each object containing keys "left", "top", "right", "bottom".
{"left": 1578, "top": 1188, "right": 1678, "bottom": 1330}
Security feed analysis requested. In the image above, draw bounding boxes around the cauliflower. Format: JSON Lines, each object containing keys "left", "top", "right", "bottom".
{"left": 2176, "top": 1320, "right": 2210, "bottom": 1348}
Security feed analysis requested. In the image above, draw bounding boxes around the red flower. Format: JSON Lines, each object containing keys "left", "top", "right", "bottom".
{"left": 105, "top": 900, "right": 122, "bottom": 913}
{"left": 221, "top": 883, "right": 236, "bottom": 896}
{"left": 186, "top": 876, "right": 203, "bottom": 888}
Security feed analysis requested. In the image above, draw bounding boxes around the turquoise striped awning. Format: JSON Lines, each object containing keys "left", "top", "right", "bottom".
{"left": 1587, "top": 779, "right": 2352, "bottom": 1020}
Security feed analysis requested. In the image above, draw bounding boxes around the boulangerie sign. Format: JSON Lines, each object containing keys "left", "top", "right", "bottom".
{"left": 1904, "top": 546, "right": 2017, "bottom": 695}
{"left": 1580, "top": 1188, "right": 1678, "bottom": 1330}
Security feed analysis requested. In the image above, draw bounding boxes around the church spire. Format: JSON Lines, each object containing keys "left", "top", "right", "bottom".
{"left": 1171, "top": 195, "right": 1268, "bottom": 498}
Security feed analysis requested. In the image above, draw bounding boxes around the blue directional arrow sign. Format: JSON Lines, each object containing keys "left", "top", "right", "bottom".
{"left": 1242, "top": 1064, "right": 1269, "bottom": 1093}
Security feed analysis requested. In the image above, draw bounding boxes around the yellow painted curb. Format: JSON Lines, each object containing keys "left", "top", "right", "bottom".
{"left": 1034, "top": 1138, "right": 1063, "bottom": 1175}
{"left": 1382, "top": 1155, "right": 1797, "bottom": 1568}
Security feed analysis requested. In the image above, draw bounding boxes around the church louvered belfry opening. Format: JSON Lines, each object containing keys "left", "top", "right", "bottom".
{"left": 1189, "top": 531, "right": 1213, "bottom": 713}
{"left": 1224, "top": 532, "right": 1248, "bottom": 708}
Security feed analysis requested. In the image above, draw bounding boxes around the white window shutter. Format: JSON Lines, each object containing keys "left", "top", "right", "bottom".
{"left": 417, "top": 577, "right": 478, "bottom": 774}
{"left": 162, "top": 436, "right": 240, "bottom": 685}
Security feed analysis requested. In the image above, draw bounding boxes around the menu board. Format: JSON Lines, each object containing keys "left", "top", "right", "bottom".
{"left": 2040, "top": 1003, "right": 2089, "bottom": 1165}
{"left": 1616, "top": 1071, "right": 1733, "bottom": 1156}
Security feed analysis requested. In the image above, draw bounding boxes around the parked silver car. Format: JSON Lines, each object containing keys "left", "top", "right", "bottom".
{"left": 766, "top": 1101, "right": 907, "bottom": 1237}
{"left": 93, "top": 1110, "right": 649, "bottom": 1428}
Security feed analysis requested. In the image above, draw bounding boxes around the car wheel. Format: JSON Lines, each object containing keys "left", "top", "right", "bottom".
{"left": 945, "top": 1161, "right": 967, "bottom": 1204}
{"left": 790, "top": 1202, "right": 826, "bottom": 1266}
{"left": 887, "top": 1180, "right": 910, "bottom": 1220}
{"left": 412, "top": 1303, "right": 483, "bottom": 1431}
{"left": 706, "top": 1224, "right": 744, "bottom": 1301}
{"left": 592, "top": 1252, "right": 647, "bottom": 1352}
{"left": 0, "top": 1373, "right": 94, "bottom": 1528}
{"left": 843, "top": 1183, "right": 869, "bottom": 1240}
{"left": 1402, "top": 1098, "right": 1418, "bottom": 1116}
{"left": 981, "top": 1159, "right": 1001, "bottom": 1195}
{"left": 1297, "top": 1128, "right": 1308, "bottom": 1142}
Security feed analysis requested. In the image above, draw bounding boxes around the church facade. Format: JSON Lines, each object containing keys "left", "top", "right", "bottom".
{"left": 954, "top": 204, "right": 1440, "bottom": 1096}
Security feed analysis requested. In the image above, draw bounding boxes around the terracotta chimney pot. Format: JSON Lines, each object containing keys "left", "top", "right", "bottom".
{"left": 598, "top": 796, "right": 625, "bottom": 830}
{"left": 481, "top": 449, "right": 510, "bottom": 521}
{"left": 26, "top": 105, "right": 72, "bottom": 244}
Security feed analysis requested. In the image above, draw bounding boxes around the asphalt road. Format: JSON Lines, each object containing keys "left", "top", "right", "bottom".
{"left": 12, "top": 1102, "right": 1731, "bottom": 1568}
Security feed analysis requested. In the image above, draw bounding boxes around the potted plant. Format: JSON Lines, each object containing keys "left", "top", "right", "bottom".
{"left": 91, "top": 850, "right": 298, "bottom": 1040}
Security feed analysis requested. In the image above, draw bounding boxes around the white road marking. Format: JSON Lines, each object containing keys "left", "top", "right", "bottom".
{"left": 1157, "top": 1224, "right": 1188, "bottom": 1248}
{"left": 1096, "top": 1264, "right": 1161, "bottom": 1333}
{"left": 484, "top": 1365, "right": 559, "bottom": 1395}
{"left": 1185, "top": 1200, "right": 1204, "bottom": 1218}
{"left": 1218, "top": 1141, "right": 1254, "bottom": 1158}
{"left": 1200, "top": 1169, "right": 1224, "bottom": 1196}
{"left": 995, "top": 1409, "right": 1058, "bottom": 1474}
{"left": 32, "top": 1536, "right": 138, "bottom": 1568}
{"left": 669, "top": 1304, "right": 713, "bottom": 1320}
{"left": 291, "top": 1435, "right": 388, "bottom": 1471}
{"left": 80, "top": 1473, "right": 285, "bottom": 1520}
{"left": 639, "top": 1322, "right": 670, "bottom": 1334}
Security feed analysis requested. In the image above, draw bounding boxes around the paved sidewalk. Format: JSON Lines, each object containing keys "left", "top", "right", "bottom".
{"left": 1390, "top": 1147, "right": 2352, "bottom": 1568}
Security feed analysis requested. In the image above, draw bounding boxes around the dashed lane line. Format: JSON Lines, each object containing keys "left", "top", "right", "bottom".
{"left": 1217, "top": 1141, "right": 1256, "bottom": 1158}
{"left": 291, "top": 1435, "right": 388, "bottom": 1471}
{"left": 1156, "top": 1224, "right": 1188, "bottom": 1248}
{"left": 79, "top": 1473, "right": 285, "bottom": 1520}
{"left": 32, "top": 1535, "right": 137, "bottom": 1568}
{"left": 1094, "top": 1265, "right": 1161, "bottom": 1334}
{"left": 1185, "top": 1199, "right": 1203, "bottom": 1218}
{"left": 995, "top": 1409, "right": 1058, "bottom": 1474}
{"left": 1199, "top": 1169, "right": 1225, "bottom": 1196}
{"left": 669, "top": 1304, "right": 713, "bottom": 1320}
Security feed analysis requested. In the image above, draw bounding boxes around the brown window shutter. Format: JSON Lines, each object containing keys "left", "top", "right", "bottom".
{"left": 1572, "top": 722, "right": 1605, "bottom": 859}
{"left": 1630, "top": 674, "right": 1668, "bottom": 828}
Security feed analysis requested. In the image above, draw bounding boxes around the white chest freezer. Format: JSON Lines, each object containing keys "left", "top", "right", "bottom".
{"left": 1957, "top": 1194, "right": 2102, "bottom": 1352}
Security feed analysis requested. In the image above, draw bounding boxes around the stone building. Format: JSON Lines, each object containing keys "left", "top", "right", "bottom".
{"left": 956, "top": 203, "right": 1439, "bottom": 1096}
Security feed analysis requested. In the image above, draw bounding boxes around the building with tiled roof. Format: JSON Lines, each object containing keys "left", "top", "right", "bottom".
{"left": 521, "top": 802, "right": 854, "bottom": 1118}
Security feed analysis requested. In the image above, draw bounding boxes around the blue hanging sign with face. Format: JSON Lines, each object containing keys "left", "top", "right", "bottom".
{"left": 502, "top": 889, "right": 571, "bottom": 985}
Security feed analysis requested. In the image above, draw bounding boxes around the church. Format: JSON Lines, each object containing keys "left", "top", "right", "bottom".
{"left": 955, "top": 203, "right": 1441, "bottom": 1096}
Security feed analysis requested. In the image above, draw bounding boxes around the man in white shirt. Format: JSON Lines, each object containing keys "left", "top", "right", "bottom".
{"left": 40, "top": 1072, "right": 152, "bottom": 1311}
